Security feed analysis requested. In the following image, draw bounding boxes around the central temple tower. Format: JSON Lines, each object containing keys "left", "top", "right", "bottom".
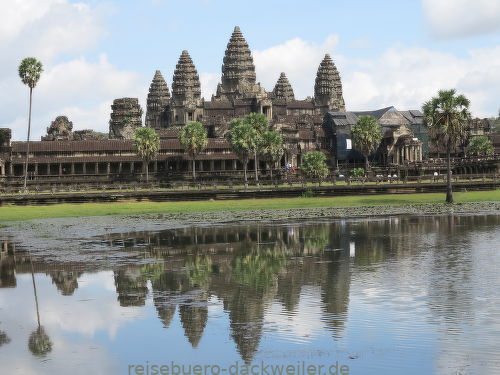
{"left": 215, "top": 26, "right": 266, "bottom": 102}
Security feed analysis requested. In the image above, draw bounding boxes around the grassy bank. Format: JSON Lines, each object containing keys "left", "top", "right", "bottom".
{"left": 0, "top": 190, "right": 498, "bottom": 222}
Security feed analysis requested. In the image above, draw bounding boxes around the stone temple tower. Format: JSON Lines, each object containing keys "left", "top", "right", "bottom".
{"left": 314, "top": 54, "right": 345, "bottom": 113}
{"left": 215, "top": 26, "right": 265, "bottom": 101}
{"left": 273, "top": 72, "right": 295, "bottom": 102}
{"left": 171, "top": 50, "right": 203, "bottom": 125}
{"left": 109, "top": 98, "right": 143, "bottom": 139}
{"left": 145, "top": 70, "right": 170, "bottom": 129}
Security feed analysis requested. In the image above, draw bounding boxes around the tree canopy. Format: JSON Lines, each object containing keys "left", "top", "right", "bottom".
{"left": 422, "top": 89, "right": 471, "bottom": 203}
{"left": 351, "top": 115, "right": 382, "bottom": 170}
{"left": 301, "top": 151, "right": 329, "bottom": 183}
{"left": 466, "top": 136, "right": 493, "bottom": 156}
{"left": 179, "top": 121, "right": 208, "bottom": 180}
{"left": 19, "top": 57, "right": 43, "bottom": 89}
{"left": 134, "top": 127, "right": 160, "bottom": 182}
{"left": 260, "top": 130, "right": 284, "bottom": 178}
{"left": 19, "top": 57, "right": 43, "bottom": 190}
{"left": 226, "top": 119, "right": 258, "bottom": 183}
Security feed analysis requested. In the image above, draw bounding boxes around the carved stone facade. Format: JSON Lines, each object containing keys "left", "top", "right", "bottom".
{"left": 171, "top": 50, "right": 203, "bottom": 125}
{"left": 144, "top": 26, "right": 347, "bottom": 136}
{"left": 146, "top": 70, "right": 170, "bottom": 128}
{"left": 109, "top": 98, "right": 143, "bottom": 139}
{"left": 42, "top": 116, "right": 74, "bottom": 141}
{"left": 324, "top": 107, "right": 424, "bottom": 166}
{"left": 313, "top": 54, "right": 345, "bottom": 113}
{"left": 273, "top": 73, "right": 295, "bottom": 102}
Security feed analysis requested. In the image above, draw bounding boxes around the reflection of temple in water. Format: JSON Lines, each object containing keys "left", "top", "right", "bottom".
{"left": 49, "top": 271, "right": 82, "bottom": 296}
{"left": 2, "top": 214, "right": 499, "bottom": 363}
{"left": 114, "top": 268, "right": 148, "bottom": 307}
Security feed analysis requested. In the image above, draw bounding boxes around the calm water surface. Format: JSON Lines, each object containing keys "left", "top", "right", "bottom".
{"left": 0, "top": 214, "right": 499, "bottom": 375}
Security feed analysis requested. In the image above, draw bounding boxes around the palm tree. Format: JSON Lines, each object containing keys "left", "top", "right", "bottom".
{"left": 18, "top": 57, "right": 43, "bottom": 190}
{"left": 243, "top": 113, "right": 268, "bottom": 182}
{"left": 423, "top": 89, "right": 471, "bottom": 203}
{"left": 226, "top": 120, "right": 257, "bottom": 185}
{"left": 260, "top": 130, "right": 284, "bottom": 180}
{"left": 27, "top": 247, "right": 52, "bottom": 357}
{"left": 133, "top": 127, "right": 160, "bottom": 183}
{"left": 351, "top": 115, "right": 382, "bottom": 171}
{"left": 179, "top": 121, "right": 208, "bottom": 181}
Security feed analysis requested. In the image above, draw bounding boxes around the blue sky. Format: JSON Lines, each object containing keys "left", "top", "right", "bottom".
{"left": 1, "top": 0, "right": 500, "bottom": 140}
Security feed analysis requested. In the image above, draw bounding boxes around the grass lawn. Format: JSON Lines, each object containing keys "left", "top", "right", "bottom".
{"left": 0, "top": 190, "right": 498, "bottom": 222}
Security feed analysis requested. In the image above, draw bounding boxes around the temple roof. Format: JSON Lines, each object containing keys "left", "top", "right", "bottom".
{"left": 273, "top": 73, "right": 295, "bottom": 102}
{"left": 217, "top": 26, "right": 257, "bottom": 100}
{"left": 147, "top": 70, "right": 170, "bottom": 107}
{"left": 314, "top": 54, "right": 345, "bottom": 111}
{"left": 172, "top": 50, "right": 201, "bottom": 102}
{"left": 352, "top": 106, "right": 396, "bottom": 119}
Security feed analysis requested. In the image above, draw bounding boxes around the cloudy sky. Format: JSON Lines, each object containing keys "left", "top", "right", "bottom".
{"left": 1, "top": 0, "right": 499, "bottom": 140}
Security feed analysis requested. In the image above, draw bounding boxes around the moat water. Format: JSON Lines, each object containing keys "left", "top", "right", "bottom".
{"left": 1, "top": 214, "right": 500, "bottom": 375}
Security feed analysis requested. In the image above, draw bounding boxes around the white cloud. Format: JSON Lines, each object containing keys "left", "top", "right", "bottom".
{"left": 423, "top": 0, "right": 500, "bottom": 38}
{"left": 253, "top": 34, "right": 341, "bottom": 99}
{"left": 243, "top": 34, "right": 499, "bottom": 117}
{"left": 0, "top": 0, "right": 106, "bottom": 63}
{"left": 0, "top": 1, "right": 145, "bottom": 140}
{"left": 343, "top": 46, "right": 500, "bottom": 117}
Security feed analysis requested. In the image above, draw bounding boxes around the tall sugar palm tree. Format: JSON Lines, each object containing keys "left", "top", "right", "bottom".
{"left": 18, "top": 57, "right": 43, "bottom": 190}
{"left": 423, "top": 89, "right": 471, "bottom": 203}
{"left": 351, "top": 115, "right": 382, "bottom": 171}
{"left": 226, "top": 120, "right": 257, "bottom": 185}
{"left": 243, "top": 113, "right": 268, "bottom": 182}
{"left": 179, "top": 121, "right": 208, "bottom": 181}
{"left": 260, "top": 130, "right": 284, "bottom": 180}
{"left": 134, "top": 127, "right": 160, "bottom": 183}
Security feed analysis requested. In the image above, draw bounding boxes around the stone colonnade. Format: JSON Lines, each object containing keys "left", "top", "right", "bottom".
{"left": 9, "top": 158, "right": 241, "bottom": 177}
{"left": 395, "top": 144, "right": 423, "bottom": 164}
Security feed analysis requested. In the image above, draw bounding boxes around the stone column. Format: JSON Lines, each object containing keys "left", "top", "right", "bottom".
{"left": 107, "top": 163, "right": 110, "bottom": 175}
{"left": 119, "top": 162, "right": 122, "bottom": 174}
{"left": 59, "top": 163, "right": 62, "bottom": 176}
{"left": 9, "top": 163, "right": 13, "bottom": 176}
{"left": 71, "top": 163, "right": 75, "bottom": 175}
{"left": 83, "top": 163, "right": 87, "bottom": 174}
{"left": 130, "top": 162, "right": 134, "bottom": 174}
{"left": 233, "top": 160, "right": 237, "bottom": 170}
{"left": 34, "top": 163, "right": 38, "bottom": 176}
{"left": 198, "top": 160, "right": 203, "bottom": 172}
{"left": 210, "top": 160, "right": 215, "bottom": 171}
{"left": 221, "top": 160, "right": 226, "bottom": 171}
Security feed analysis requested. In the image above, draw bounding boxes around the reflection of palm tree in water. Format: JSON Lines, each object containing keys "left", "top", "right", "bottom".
{"left": 27, "top": 249, "right": 52, "bottom": 357}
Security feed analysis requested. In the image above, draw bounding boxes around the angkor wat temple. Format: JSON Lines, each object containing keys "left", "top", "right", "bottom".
{"left": 0, "top": 26, "right": 497, "bottom": 185}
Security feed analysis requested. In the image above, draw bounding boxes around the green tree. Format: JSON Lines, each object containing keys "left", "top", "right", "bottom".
{"left": 466, "top": 135, "right": 493, "bottom": 156}
{"left": 179, "top": 121, "right": 208, "bottom": 181}
{"left": 243, "top": 113, "right": 268, "bottom": 182}
{"left": 423, "top": 89, "right": 471, "bottom": 203}
{"left": 18, "top": 57, "right": 43, "bottom": 190}
{"left": 226, "top": 119, "right": 257, "bottom": 184}
{"left": 351, "top": 115, "right": 382, "bottom": 170}
{"left": 260, "top": 130, "right": 284, "bottom": 179}
{"left": 134, "top": 127, "right": 160, "bottom": 183}
{"left": 301, "top": 151, "right": 329, "bottom": 185}
{"left": 28, "top": 327, "right": 52, "bottom": 357}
